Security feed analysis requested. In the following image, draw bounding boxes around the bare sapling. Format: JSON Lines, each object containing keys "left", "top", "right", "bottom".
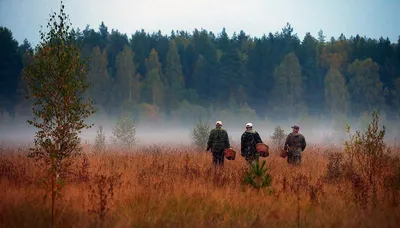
{"left": 93, "top": 125, "right": 106, "bottom": 154}
{"left": 88, "top": 173, "right": 122, "bottom": 227}
{"left": 344, "top": 111, "right": 391, "bottom": 207}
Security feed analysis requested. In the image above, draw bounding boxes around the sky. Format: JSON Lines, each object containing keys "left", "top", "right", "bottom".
{"left": 0, "top": 0, "right": 399, "bottom": 47}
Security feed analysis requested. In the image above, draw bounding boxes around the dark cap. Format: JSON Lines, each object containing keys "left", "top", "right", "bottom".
{"left": 291, "top": 125, "right": 299, "bottom": 130}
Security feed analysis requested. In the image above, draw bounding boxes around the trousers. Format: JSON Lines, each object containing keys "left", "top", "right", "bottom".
{"left": 212, "top": 148, "right": 225, "bottom": 166}
{"left": 287, "top": 147, "right": 302, "bottom": 165}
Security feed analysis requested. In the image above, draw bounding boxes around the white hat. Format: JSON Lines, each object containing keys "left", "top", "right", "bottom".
{"left": 246, "top": 123, "right": 253, "bottom": 128}
{"left": 216, "top": 121, "right": 222, "bottom": 126}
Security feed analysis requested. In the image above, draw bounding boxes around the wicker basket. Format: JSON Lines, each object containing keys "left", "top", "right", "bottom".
{"left": 224, "top": 148, "right": 236, "bottom": 160}
{"left": 280, "top": 149, "right": 288, "bottom": 158}
{"left": 256, "top": 143, "right": 269, "bottom": 157}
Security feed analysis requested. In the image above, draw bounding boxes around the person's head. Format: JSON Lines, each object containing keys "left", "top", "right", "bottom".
{"left": 216, "top": 121, "right": 223, "bottom": 128}
{"left": 291, "top": 125, "right": 299, "bottom": 133}
{"left": 245, "top": 123, "right": 253, "bottom": 131}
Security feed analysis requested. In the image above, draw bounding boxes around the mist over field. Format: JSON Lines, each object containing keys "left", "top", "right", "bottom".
{"left": 1, "top": 112, "right": 399, "bottom": 148}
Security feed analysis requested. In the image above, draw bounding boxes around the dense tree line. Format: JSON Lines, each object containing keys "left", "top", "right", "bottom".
{"left": 1, "top": 23, "right": 400, "bottom": 124}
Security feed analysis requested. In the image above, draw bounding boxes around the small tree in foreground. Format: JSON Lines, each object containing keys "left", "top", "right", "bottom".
{"left": 191, "top": 117, "right": 211, "bottom": 149}
{"left": 243, "top": 155, "right": 273, "bottom": 189}
{"left": 344, "top": 111, "right": 391, "bottom": 207}
{"left": 23, "top": 1, "right": 96, "bottom": 225}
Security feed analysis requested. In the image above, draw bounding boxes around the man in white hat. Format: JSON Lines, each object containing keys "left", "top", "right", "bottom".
{"left": 206, "top": 120, "right": 230, "bottom": 166}
{"left": 240, "top": 122, "right": 263, "bottom": 164}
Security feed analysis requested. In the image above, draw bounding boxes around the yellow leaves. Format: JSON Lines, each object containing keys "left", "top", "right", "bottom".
{"left": 320, "top": 40, "right": 351, "bottom": 70}
{"left": 146, "top": 48, "right": 162, "bottom": 72}
{"left": 326, "top": 53, "right": 344, "bottom": 69}
{"left": 324, "top": 67, "right": 350, "bottom": 115}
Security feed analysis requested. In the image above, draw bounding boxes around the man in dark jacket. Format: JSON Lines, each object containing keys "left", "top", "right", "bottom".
{"left": 241, "top": 123, "right": 263, "bottom": 164}
{"left": 283, "top": 125, "right": 306, "bottom": 165}
{"left": 206, "top": 121, "right": 230, "bottom": 166}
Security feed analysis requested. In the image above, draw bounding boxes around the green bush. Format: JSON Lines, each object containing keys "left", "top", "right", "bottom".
{"left": 243, "top": 155, "right": 273, "bottom": 189}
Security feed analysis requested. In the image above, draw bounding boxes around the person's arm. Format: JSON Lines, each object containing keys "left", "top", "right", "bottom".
{"left": 254, "top": 131, "right": 262, "bottom": 143}
{"left": 284, "top": 134, "right": 290, "bottom": 150}
{"left": 301, "top": 135, "right": 306, "bottom": 151}
{"left": 224, "top": 130, "right": 230, "bottom": 149}
{"left": 206, "top": 129, "right": 214, "bottom": 151}
{"left": 240, "top": 133, "right": 245, "bottom": 156}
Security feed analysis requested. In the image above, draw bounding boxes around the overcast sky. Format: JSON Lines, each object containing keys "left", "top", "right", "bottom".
{"left": 0, "top": 0, "right": 399, "bottom": 47}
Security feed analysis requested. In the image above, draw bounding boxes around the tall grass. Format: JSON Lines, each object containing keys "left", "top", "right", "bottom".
{"left": 1, "top": 142, "right": 399, "bottom": 227}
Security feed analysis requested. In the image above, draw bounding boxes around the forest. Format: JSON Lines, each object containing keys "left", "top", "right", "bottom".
{"left": 1, "top": 23, "right": 400, "bottom": 124}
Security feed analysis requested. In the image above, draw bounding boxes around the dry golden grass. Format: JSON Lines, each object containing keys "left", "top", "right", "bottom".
{"left": 1, "top": 143, "right": 400, "bottom": 228}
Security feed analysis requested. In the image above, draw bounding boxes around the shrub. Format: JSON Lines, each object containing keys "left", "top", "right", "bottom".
{"left": 190, "top": 117, "right": 211, "bottom": 149}
{"left": 270, "top": 125, "right": 287, "bottom": 148}
{"left": 88, "top": 172, "right": 122, "bottom": 225}
{"left": 93, "top": 125, "right": 106, "bottom": 154}
{"left": 243, "top": 155, "right": 273, "bottom": 189}
{"left": 344, "top": 111, "right": 391, "bottom": 207}
{"left": 110, "top": 116, "right": 137, "bottom": 149}
{"left": 324, "top": 152, "right": 343, "bottom": 183}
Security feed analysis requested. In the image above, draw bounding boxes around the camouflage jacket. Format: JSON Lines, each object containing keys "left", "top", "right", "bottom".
{"left": 207, "top": 127, "right": 230, "bottom": 151}
{"left": 241, "top": 130, "right": 263, "bottom": 157}
{"left": 284, "top": 132, "right": 306, "bottom": 151}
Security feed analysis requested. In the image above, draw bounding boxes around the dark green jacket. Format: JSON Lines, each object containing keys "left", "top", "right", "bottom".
{"left": 207, "top": 126, "right": 230, "bottom": 151}
{"left": 241, "top": 130, "right": 263, "bottom": 158}
{"left": 284, "top": 132, "right": 306, "bottom": 151}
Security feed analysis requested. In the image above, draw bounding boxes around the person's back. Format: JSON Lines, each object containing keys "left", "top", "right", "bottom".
{"left": 241, "top": 123, "right": 262, "bottom": 162}
{"left": 208, "top": 127, "right": 230, "bottom": 151}
{"left": 207, "top": 121, "right": 230, "bottom": 166}
{"left": 285, "top": 132, "right": 306, "bottom": 151}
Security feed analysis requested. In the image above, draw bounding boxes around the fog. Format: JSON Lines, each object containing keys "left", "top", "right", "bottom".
{"left": 1, "top": 112, "right": 399, "bottom": 149}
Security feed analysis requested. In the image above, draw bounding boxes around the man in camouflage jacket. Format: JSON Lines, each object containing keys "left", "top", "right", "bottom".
{"left": 241, "top": 123, "right": 263, "bottom": 164}
{"left": 206, "top": 121, "right": 231, "bottom": 166}
{"left": 283, "top": 125, "right": 306, "bottom": 165}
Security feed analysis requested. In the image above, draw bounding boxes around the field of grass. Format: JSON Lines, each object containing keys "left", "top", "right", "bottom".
{"left": 1, "top": 139, "right": 400, "bottom": 228}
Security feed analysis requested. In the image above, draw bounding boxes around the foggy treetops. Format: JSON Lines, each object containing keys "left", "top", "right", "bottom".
{"left": 1, "top": 22, "right": 400, "bottom": 125}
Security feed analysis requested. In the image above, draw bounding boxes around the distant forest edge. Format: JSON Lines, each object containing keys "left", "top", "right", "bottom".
{"left": 1, "top": 22, "right": 400, "bottom": 125}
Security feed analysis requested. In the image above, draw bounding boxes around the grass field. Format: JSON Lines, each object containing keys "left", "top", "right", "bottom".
{"left": 1, "top": 139, "right": 400, "bottom": 228}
